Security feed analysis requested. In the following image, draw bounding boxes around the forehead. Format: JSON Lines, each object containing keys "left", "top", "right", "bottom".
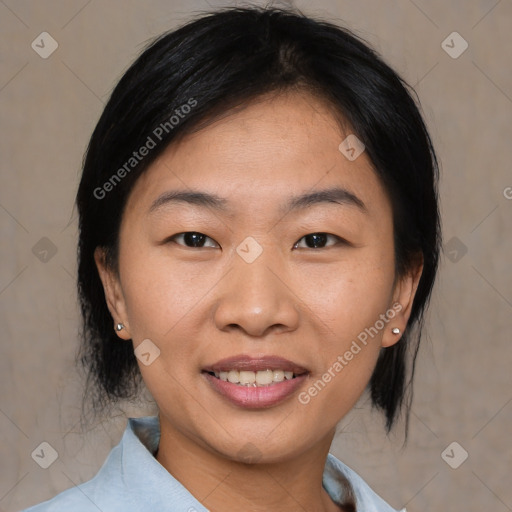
{"left": 124, "top": 91, "right": 391, "bottom": 221}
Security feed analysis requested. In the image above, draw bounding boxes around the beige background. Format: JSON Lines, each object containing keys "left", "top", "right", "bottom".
{"left": 1, "top": 0, "right": 511, "bottom": 510}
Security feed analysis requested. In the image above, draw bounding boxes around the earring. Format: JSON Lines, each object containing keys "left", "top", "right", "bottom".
{"left": 391, "top": 327, "right": 400, "bottom": 335}
{"left": 115, "top": 323, "right": 124, "bottom": 331}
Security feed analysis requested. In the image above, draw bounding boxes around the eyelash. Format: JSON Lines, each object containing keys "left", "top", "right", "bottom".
{"left": 166, "top": 231, "right": 347, "bottom": 250}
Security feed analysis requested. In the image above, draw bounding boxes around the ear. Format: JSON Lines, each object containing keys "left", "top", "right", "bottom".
{"left": 94, "top": 247, "right": 131, "bottom": 340}
{"left": 381, "top": 254, "right": 424, "bottom": 348}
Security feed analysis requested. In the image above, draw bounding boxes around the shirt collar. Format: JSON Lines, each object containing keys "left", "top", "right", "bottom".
{"left": 121, "top": 416, "right": 403, "bottom": 512}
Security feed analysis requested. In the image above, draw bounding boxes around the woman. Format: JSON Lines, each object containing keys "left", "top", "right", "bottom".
{"left": 23, "top": 5, "right": 440, "bottom": 511}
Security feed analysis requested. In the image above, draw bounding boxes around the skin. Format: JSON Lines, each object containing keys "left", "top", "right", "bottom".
{"left": 95, "top": 90, "right": 423, "bottom": 512}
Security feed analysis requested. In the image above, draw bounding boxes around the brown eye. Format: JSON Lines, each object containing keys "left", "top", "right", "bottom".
{"left": 293, "top": 233, "right": 344, "bottom": 249}
{"left": 168, "top": 232, "right": 218, "bottom": 248}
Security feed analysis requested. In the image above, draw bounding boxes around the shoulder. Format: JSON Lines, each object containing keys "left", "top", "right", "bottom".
{"left": 325, "top": 453, "right": 407, "bottom": 512}
{"left": 19, "top": 416, "right": 204, "bottom": 512}
{"left": 20, "top": 446, "right": 128, "bottom": 512}
{"left": 21, "top": 421, "right": 137, "bottom": 512}
{"left": 20, "top": 485, "right": 109, "bottom": 512}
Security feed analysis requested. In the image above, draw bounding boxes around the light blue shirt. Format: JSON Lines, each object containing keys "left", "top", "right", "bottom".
{"left": 22, "top": 416, "right": 405, "bottom": 512}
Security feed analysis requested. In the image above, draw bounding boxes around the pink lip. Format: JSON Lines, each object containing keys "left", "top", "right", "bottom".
{"left": 202, "top": 354, "right": 309, "bottom": 409}
{"left": 203, "top": 372, "right": 308, "bottom": 409}
{"left": 203, "top": 354, "right": 309, "bottom": 374}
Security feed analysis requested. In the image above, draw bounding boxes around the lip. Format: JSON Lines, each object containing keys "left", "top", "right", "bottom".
{"left": 203, "top": 354, "right": 309, "bottom": 374}
{"left": 202, "top": 354, "right": 309, "bottom": 409}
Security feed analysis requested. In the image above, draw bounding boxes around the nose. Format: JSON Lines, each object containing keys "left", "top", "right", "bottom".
{"left": 213, "top": 247, "right": 300, "bottom": 338}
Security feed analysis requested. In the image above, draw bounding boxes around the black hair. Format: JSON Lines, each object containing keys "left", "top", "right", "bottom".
{"left": 76, "top": 5, "right": 441, "bottom": 435}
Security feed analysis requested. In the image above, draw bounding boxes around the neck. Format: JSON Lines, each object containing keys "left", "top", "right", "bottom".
{"left": 155, "top": 416, "right": 342, "bottom": 512}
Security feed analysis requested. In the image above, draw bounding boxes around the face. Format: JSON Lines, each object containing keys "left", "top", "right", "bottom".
{"left": 96, "top": 91, "right": 421, "bottom": 464}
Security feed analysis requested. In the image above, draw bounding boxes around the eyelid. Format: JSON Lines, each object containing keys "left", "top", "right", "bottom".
{"left": 293, "top": 233, "right": 347, "bottom": 249}
{"left": 166, "top": 232, "right": 219, "bottom": 248}
{"left": 165, "top": 231, "right": 350, "bottom": 250}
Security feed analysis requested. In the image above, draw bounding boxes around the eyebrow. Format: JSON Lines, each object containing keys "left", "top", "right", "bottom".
{"left": 148, "top": 186, "right": 367, "bottom": 216}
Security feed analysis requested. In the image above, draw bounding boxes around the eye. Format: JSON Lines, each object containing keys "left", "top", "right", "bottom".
{"left": 166, "top": 231, "right": 345, "bottom": 250}
{"left": 167, "top": 231, "right": 218, "bottom": 248}
{"left": 293, "top": 233, "right": 345, "bottom": 249}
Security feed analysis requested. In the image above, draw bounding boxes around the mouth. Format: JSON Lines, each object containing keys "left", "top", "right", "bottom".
{"left": 204, "top": 369, "right": 303, "bottom": 386}
{"left": 202, "top": 355, "right": 309, "bottom": 408}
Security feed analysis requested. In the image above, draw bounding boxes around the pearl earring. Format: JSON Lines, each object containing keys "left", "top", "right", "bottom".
{"left": 115, "top": 323, "right": 124, "bottom": 331}
{"left": 391, "top": 327, "right": 400, "bottom": 335}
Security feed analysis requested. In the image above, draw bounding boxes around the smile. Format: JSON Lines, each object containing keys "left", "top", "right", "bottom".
{"left": 202, "top": 355, "right": 309, "bottom": 408}
{"left": 209, "top": 369, "right": 299, "bottom": 387}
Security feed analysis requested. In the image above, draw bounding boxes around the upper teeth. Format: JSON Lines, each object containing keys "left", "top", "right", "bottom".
{"left": 214, "top": 369, "right": 295, "bottom": 386}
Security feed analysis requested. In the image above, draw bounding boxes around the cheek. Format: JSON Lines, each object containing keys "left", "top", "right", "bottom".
{"left": 297, "top": 250, "right": 395, "bottom": 412}
{"left": 117, "top": 243, "right": 237, "bottom": 386}
{"left": 119, "top": 245, "right": 205, "bottom": 336}
{"left": 304, "top": 250, "right": 396, "bottom": 337}
{"left": 296, "top": 259, "right": 394, "bottom": 419}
